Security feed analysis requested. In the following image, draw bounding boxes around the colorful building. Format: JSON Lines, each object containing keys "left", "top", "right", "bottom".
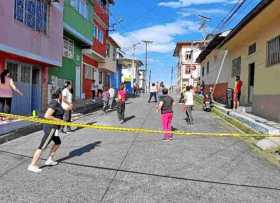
{"left": 49, "top": 0, "right": 93, "bottom": 99}
{"left": 102, "top": 37, "right": 120, "bottom": 89}
{"left": 82, "top": 0, "right": 114, "bottom": 99}
{"left": 219, "top": 0, "right": 280, "bottom": 122}
{"left": 197, "top": 0, "right": 280, "bottom": 122}
{"left": 119, "top": 58, "right": 143, "bottom": 94}
{"left": 174, "top": 41, "right": 206, "bottom": 92}
{"left": 0, "top": 0, "right": 64, "bottom": 115}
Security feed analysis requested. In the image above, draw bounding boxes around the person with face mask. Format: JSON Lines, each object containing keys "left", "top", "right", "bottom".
{"left": 61, "top": 81, "right": 73, "bottom": 133}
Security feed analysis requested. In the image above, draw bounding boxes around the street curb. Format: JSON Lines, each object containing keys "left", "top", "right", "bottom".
{"left": 0, "top": 123, "right": 42, "bottom": 145}
{"left": 0, "top": 102, "right": 103, "bottom": 145}
{"left": 195, "top": 96, "right": 259, "bottom": 135}
{"left": 195, "top": 96, "right": 280, "bottom": 165}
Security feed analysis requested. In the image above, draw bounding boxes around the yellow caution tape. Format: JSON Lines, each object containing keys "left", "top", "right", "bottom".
{"left": 0, "top": 112, "right": 279, "bottom": 138}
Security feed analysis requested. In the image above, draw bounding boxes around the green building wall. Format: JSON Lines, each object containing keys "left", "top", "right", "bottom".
{"left": 49, "top": 0, "right": 93, "bottom": 97}
{"left": 63, "top": 0, "right": 93, "bottom": 41}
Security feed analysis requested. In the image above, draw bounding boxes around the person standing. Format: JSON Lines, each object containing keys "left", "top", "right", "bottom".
{"left": 116, "top": 83, "right": 126, "bottom": 124}
{"left": 200, "top": 80, "right": 205, "bottom": 95}
{"left": 148, "top": 83, "right": 158, "bottom": 103}
{"left": 157, "top": 88, "right": 175, "bottom": 141}
{"left": 108, "top": 86, "right": 115, "bottom": 110}
{"left": 233, "top": 76, "right": 243, "bottom": 110}
{"left": 98, "top": 82, "right": 103, "bottom": 97}
{"left": 184, "top": 86, "right": 194, "bottom": 125}
{"left": 102, "top": 87, "right": 110, "bottom": 112}
{"left": 91, "top": 79, "right": 98, "bottom": 102}
{"left": 0, "top": 70, "right": 23, "bottom": 120}
{"left": 62, "top": 81, "right": 73, "bottom": 133}
{"left": 28, "top": 89, "right": 64, "bottom": 173}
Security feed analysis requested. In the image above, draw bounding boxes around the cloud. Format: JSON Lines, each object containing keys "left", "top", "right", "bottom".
{"left": 111, "top": 20, "right": 200, "bottom": 55}
{"left": 178, "top": 8, "right": 226, "bottom": 17}
{"left": 159, "top": 0, "right": 237, "bottom": 8}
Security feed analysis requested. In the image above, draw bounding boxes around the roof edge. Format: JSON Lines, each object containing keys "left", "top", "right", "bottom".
{"left": 219, "top": 0, "right": 274, "bottom": 48}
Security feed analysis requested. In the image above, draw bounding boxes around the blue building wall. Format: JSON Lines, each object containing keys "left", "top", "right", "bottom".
{"left": 110, "top": 64, "right": 122, "bottom": 90}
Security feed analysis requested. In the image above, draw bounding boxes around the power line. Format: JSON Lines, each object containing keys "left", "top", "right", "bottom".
{"left": 212, "top": 0, "right": 247, "bottom": 34}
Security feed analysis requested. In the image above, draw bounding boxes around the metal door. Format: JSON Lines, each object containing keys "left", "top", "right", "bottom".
{"left": 7, "top": 62, "right": 32, "bottom": 115}
{"left": 31, "top": 68, "right": 42, "bottom": 113}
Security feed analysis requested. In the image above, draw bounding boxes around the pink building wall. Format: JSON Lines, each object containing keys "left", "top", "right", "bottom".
{"left": 0, "top": 1, "right": 64, "bottom": 67}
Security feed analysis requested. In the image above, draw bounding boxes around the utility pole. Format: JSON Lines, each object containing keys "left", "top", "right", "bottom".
{"left": 142, "top": 40, "right": 153, "bottom": 93}
{"left": 132, "top": 42, "right": 141, "bottom": 87}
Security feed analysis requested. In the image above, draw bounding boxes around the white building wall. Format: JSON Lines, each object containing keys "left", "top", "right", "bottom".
{"left": 201, "top": 49, "right": 231, "bottom": 86}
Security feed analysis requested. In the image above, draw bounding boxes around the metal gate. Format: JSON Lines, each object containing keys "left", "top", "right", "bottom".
{"left": 7, "top": 61, "right": 42, "bottom": 115}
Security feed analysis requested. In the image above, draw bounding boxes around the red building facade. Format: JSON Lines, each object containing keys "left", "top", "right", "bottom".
{"left": 82, "top": 0, "right": 114, "bottom": 99}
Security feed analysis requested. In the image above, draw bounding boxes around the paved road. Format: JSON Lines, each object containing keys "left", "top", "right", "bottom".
{"left": 0, "top": 95, "right": 280, "bottom": 203}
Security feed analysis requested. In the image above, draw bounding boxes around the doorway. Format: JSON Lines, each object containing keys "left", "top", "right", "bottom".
{"left": 248, "top": 63, "right": 255, "bottom": 104}
{"left": 31, "top": 67, "right": 41, "bottom": 113}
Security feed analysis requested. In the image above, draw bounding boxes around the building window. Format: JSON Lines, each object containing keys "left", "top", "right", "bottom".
{"left": 7, "top": 62, "right": 19, "bottom": 82}
{"left": 185, "top": 66, "right": 190, "bottom": 74}
{"left": 98, "top": 0, "right": 108, "bottom": 11}
{"left": 106, "top": 43, "right": 110, "bottom": 57}
{"left": 267, "top": 35, "right": 280, "bottom": 66}
{"left": 98, "top": 30, "right": 104, "bottom": 43}
{"left": 93, "top": 24, "right": 104, "bottom": 44}
{"left": 232, "top": 57, "right": 241, "bottom": 77}
{"left": 206, "top": 62, "right": 210, "bottom": 74}
{"left": 21, "top": 65, "right": 31, "bottom": 83}
{"left": 185, "top": 51, "right": 192, "bottom": 61}
{"left": 248, "top": 43, "right": 256, "bottom": 55}
{"left": 70, "top": 0, "right": 89, "bottom": 19}
{"left": 14, "top": 0, "right": 48, "bottom": 33}
{"left": 93, "top": 24, "right": 97, "bottom": 38}
{"left": 63, "top": 37, "right": 74, "bottom": 59}
{"left": 202, "top": 66, "right": 205, "bottom": 77}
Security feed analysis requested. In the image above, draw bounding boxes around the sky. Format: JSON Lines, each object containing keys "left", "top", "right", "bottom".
{"left": 110, "top": 0, "right": 261, "bottom": 87}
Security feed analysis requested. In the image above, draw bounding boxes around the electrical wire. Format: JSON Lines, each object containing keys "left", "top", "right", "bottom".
{"left": 212, "top": 0, "right": 247, "bottom": 34}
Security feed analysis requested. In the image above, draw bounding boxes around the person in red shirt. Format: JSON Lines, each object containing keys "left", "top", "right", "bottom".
{"left": 116, "top": 83, "right": 127, "bottom": 124}
{"left": 233, "top": 76, "right": 243, "bottom": 110}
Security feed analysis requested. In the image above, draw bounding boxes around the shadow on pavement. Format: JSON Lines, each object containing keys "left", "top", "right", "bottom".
{"left": 57, "top": 141, "right": 102, "bottom": 163}
{"left": 124, "top": 115, "right": 136, "bottom": 123}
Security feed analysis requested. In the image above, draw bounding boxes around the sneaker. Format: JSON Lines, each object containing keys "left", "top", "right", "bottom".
{"left": 45, "top": 158, "right": 58, "bottom": 166}
{"left": 28, "top": 165, "right": 42, "bottom": 173}
{"left": 120, "top": 120, "right": 125, "bottom": 124}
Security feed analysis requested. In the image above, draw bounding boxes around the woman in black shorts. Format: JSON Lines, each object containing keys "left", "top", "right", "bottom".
{"left": 28, "top": 89, "right": 64, "bottom": 173}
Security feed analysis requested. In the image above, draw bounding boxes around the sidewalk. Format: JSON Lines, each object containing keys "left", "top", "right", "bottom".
{"left": 0, "top": 98, "right": 103, "bottom": 145}
{"left": 212, "top": 100, "right": 280, "bottom": 151}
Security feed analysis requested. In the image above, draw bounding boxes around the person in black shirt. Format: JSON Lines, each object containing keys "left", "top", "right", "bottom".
{"left": 157, "top": 88, "right": 175, "bottom": 141}
{"left": 28, "top": 89, "right": 64, "bottom": 173}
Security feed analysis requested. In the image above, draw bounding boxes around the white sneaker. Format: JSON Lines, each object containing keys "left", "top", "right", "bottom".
{"left": 28, "top": 165, "right": 42, "bottom": 173}
{"left": 45, "top": 158, "right": 58, "bottom": 166}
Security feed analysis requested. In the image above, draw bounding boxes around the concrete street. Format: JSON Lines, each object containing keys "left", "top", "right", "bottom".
{"left": 0, "top": 95, "right": 280, "bottom": 203}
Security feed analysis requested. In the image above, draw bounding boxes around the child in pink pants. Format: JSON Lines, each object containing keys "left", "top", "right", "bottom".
{"left": 157, "top": 88, "right": 175, "bottom": 141}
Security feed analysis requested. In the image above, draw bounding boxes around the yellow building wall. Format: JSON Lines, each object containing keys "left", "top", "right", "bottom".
{"left": 222, "top": 1, "right": 280, "bottom": 121}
